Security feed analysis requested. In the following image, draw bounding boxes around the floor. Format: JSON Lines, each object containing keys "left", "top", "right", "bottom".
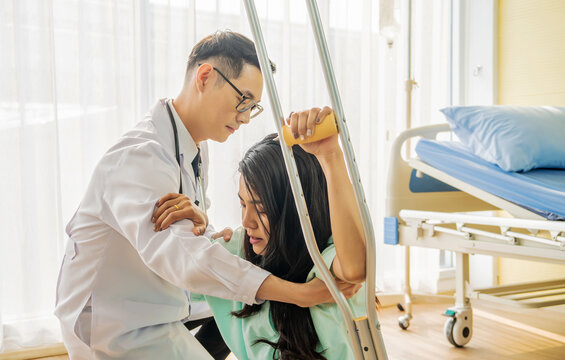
{"left": 376, "top": 300, "right": 565, "bottom": 359}
{"left": 29, "top": 300, "right": 565, "bottom": 360}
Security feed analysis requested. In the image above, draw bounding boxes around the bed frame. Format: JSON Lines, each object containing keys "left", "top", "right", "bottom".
{"left": 384, "top": 123, "right": 565, "bottom": 347}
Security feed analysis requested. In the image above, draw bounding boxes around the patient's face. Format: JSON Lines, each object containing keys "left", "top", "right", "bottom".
{"left": 238, "top": 175, "right": 269, "bottom": 255}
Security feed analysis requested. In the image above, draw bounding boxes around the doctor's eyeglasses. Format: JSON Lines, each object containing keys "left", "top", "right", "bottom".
{"left": 209, "top": 66, "right": 264, "bottom": 119}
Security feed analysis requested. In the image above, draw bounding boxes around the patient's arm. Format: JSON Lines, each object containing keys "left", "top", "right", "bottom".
{"left": 289, "top": 107, "right": 367, "bottom": 284}
{"left": 319, "top": 145, "right": 367, "bottom": 283}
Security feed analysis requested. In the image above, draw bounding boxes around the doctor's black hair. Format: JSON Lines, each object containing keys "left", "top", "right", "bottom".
{"left": 186, "top": 30, "right": 276, "bottom": 82}
{"left": 234, "top": 133, "right": 331, "bottom": 360}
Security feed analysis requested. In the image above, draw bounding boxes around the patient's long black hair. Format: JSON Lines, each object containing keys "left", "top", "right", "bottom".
{"left": 234, "top": 133, "right": 332, "bottom": 360}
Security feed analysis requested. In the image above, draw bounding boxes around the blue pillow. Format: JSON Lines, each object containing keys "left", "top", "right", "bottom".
{"left": 440, "top": 106, "right": 565, "bottom": 172}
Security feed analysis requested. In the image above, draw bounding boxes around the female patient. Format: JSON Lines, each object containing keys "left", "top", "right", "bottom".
{"left": 153, "top": 107, "right": 368, "bottom": 360}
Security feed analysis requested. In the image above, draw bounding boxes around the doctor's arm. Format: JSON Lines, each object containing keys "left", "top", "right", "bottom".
{"left": 99, "top": 144, "right": 270, "bottom": 305}
{"left": 257, "top": 274, "right": 360, "bottom": 308}
{"left": 101, "top": 143, "right": 355, "bottom": 307}
{"left": 153, "top": 193, "right": 361, "bottom": 307}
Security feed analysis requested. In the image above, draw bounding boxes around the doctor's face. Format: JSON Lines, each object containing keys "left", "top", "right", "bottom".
{"left": 238, "top": 175, "right": 269, "bottom": 255}
{"left": 206, "top": 64, "right": 264, "bottom": 143}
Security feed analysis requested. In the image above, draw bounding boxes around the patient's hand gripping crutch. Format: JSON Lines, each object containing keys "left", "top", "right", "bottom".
{"left": 243, "top": 1, "right": 388, "bottom": 359}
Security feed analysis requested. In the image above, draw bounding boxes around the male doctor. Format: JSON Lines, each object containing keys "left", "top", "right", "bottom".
{"left": 54, "top": 31, "right": 353, "bottom": 360}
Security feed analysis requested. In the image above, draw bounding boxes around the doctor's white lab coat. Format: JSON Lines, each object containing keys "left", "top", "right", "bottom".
{"left": 55, "top": 100, "right": 270, "bottom": 360}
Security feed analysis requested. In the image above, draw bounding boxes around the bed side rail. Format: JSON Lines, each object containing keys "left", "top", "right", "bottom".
{"left": 385, "top": 124, "right": 495, "bottom": 218}
{"left": 398, "top": 209, "right": 565, "bottom": 261}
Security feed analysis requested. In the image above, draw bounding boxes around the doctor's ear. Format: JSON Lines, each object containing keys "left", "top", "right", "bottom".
{"left": 195, "top": 63, "right": 214, "bottom": 92}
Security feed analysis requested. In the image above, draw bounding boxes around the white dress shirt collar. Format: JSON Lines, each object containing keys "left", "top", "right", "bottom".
{"left": 166, "top": 98, "right": 199, "bottom": 169}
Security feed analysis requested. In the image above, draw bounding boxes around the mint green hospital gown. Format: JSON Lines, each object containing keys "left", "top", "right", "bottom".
{"left": 192, "top": 227, "right": 366, "bottom": 360}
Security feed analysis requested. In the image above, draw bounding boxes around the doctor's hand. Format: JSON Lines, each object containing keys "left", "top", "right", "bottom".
{"left": 211, "top": 227, "right": 233, "bottom": 242}
{"left": 152, "top": 193, "right": 208, "bottom": 235}
{"left": 297, "top": 278, "right": 362, "bottom": 307}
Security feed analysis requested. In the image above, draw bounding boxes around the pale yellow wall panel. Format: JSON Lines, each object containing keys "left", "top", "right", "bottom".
{"left": 498, "top": 0, "right": 565, "bottom": 105}
{"left": 497, "top": 0, "right": 565, "bottom": 284}
{"left": 498, "top": 258, "right": 565, "bottom": 285}
{"left": 503, "top": 93, "right": 565, "bottom": 106}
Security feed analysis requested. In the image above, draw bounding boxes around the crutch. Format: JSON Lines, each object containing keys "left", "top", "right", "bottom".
{"left": 243, "top": 1, "right": 388, "bottom": 359}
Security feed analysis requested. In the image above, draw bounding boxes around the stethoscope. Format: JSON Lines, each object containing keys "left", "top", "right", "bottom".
{"left": 164, "top": 100, "right": 207, "bottom": 213}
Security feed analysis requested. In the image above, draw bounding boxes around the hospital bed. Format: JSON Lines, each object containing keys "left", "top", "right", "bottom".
{"left": 384, "top": 123, "right": 565, "bottom": 347}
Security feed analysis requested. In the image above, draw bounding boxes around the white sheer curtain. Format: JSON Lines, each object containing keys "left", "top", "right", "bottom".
{"left": 0, "top": 0, "right": 452, "bottom": 352}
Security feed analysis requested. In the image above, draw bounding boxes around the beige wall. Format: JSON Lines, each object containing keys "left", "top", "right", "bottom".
{"left": 497, "top": 0, "right": 565, "bottom": 284}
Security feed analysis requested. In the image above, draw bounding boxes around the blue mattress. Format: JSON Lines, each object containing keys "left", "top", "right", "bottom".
{"left": 415, "top": 139, "right": 565, "bottom": 221}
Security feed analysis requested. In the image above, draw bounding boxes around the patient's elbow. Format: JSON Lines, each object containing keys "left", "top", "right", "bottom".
{"left": 341, "top": 265, "right": 366, "bottom": 284}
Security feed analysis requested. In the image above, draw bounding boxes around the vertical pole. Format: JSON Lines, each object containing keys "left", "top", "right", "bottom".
{"left": 304, "top": 0, "right": 388, "bottom": 358}
{"left": 455, "top": 252, "right": 470, "bottom": 308}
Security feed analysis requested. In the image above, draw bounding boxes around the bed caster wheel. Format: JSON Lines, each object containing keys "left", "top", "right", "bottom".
{"left": 398, "top": 314, "right": 410, "bottom": 330}
{"left": 443, "top": 308, "right": 472, "bottom": 347}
